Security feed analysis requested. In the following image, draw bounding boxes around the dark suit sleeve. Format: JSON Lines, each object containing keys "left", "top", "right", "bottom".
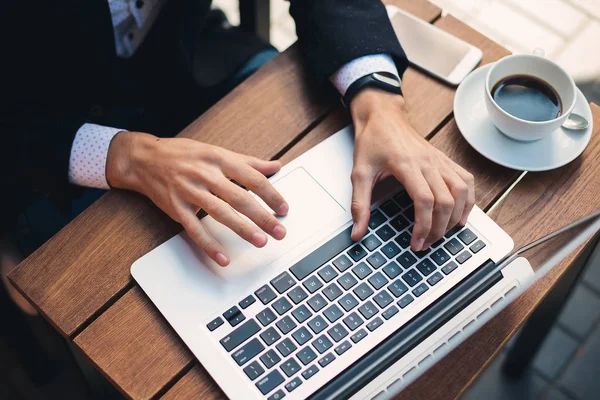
{"left": 288, "top": 0, "right": 409, "bottom": 83}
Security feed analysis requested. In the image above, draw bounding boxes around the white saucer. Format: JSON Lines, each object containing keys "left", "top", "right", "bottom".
{"left": 454, "top": 64, "right": 593, "bottom": 171}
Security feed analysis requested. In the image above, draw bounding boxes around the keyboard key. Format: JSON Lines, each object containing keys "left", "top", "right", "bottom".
{"left": 353, "top": 282, "right": 374, "bottom": 301}
{"left": 388, "top": 279, "right": 409, "bottom": 297}
{"left": 289, "top": 226, "right": 354, "bottom": 280}
{"left": 445, "top": 225, "right": 463, "bottom": 238}
{"left": 382, "top": 242, "right": 401, "bottom": 259}
{"left": 276, "top": 338, "right": 297, "bottom": 358}
{"left": 402, "top": 269, "right": 423, "bottom": 287}
{"left": 432, "top": 238, "right": 445, "bottom": 248}
{"left": 256, "top": 370, "right": 285, "bottom": 395}
{"left": 228, "top": 313, "right": 246, "bottom": 327}
{"left": 369, "top": 210, "right": 386, "bottom": 230}
{"left": 374, "top": 290, "right": 394, "bottom": 309}
{"left": 281, "top": 358, "right": 301, "bottom": 378}
{"left": 404, "top": 205, "right": 415, "bottom": 221}
{"left": 291, "top": 305, "right": 312, "bottom": 323}
{"left": 297, "top": 346, "right": 317, "bottom": 365}
{"left": 323, "top": 304, "right": 344, "bottom": 323}
{"left": 268, "top": 390, "right": 286, "bottom": 400}
{"left": 270, "top": 271, "right": 297, "bottom": 294}
{"left": 232, "top": 338, "right": 264, "bottom": 366}
{"left": 239, "top": 295, "right": 256, "bottom": 309}
{"left": 312, "top": 335, "right": 333, "bottom": 354}
{"left": 363, "top": 235, "right": 382, "bottom": 252}
{"left": 390, "top": 215, "right": 409, "bottom": 232}
{"left": 303, "top": 275, "right": 324, "bottom": 293}
{"left": 256, "top": 285, "right": 277, "bottom": 305}
{"left": 352, "top": 262, "right": 373, "bottom": 280}
{"left": 368, "top": 272, "right": 389, "bottom": 290}
{"left": 337, "top": 272, "right": 358, "bottom": 290}
{"left": 308, "top": 315, "right": 329, "bottom": 334}
{"left": 358, "top": 301, "right": 378, "bottom": 320}
{"left": 431, "top": 248, "right": 451, "bottom": 266}
{"left": 343, "top": 312, "right": 364, "bottom": 331}
{"left": 243, "top": 360, "right": 265, "bottom": 380}
{"left": 412, "top": 283, "right": 429, "bottom": 297}
{"left": 276, "top": 316, "right": 297, "bottom": 335}
{"left": 223, "top": 306, "right": 241, "bottom": 321}
{"left": 416, "top": 259, "right": 437, "bottom": 277}
{"left": 318, "top": 265, "right": 338, "bottom": 282}
{"left": 292, "top": 327, "right": 313, "bottom": 345}
{"left": 335, "top": 340, "right": 352, "bottom": 355}
{"left": 366, "top": 317, "right": 384, "bottom": 332}
{"left": 220, "top": 319, "right": 261, "bottom": 352}
{"left": 470, "top": 240, "right": 486, "bottom": 254}
{"left": 366, "top": 252, "right": 386, "bottom": 269}
{"left": 397, "top": 251, "right": 417, "bottom": 268}
{"left": 382, "top": 305, "right": 399, "bottom": 320}
{"left": 260, "top": 349, "right": 282, "bottom": 369}
{"left": 398, "top": 295, "right": 414, "bottom": 309}
{"left": 458, "top": 228, "right": 477, "bottom": 245}
{"left": 381, "top": 200, "right": 401, "bottom": 217}
{"left": 427, "top": 272, "right": 444, "bottom": 286}
{"left": 383, "top": 261, "right": 402, "bottom": 279}
{"left": 272, "top": 297, "right": 293, "bottom": 315}
{"left": 351, "top": 328, "right": 368, "bottom": 343}
{"left": 257, "top": 308, "right": 277, "bottom": 327}
{"left": 307, "top": 293, "right": 327, "bottom": 313}
{"left": 287, "top": 286, "right": 308, "bottom": 304}
{"left": 394, "top": 191, "right": 412, "bottom": 208}
{"left": 375, "top": 224, "right": 395, "bottom": 241}
{"left": 456, "top": 250, "right": 472, "bottom": 264}
{"left": 302, "top": 364, "right": 319, "bottom": 380}
{"left": 441, "top": 261, "right": 458, "bottom": 275}
{"left": 348, "top": 244, "right": 368, "bottom": 262}
{"left": 395, "top": 231, "right": 412, "bottom": 249}
{"left": 260, "top": 327, "right": 281, "bottom": 346}
{"left": 285, "top": 377, "right": 302, "bottom": 392}
{"left": 444, "top": 238, "right": 464, "bottom": 256}
{"left": 338, "top": 293, "right": 360, "bottom": 311}
{"left": 207, "top": 317, "right": 224, "bottom": 331}
{"left": 327, "top": 324, "right": 349, "bottom": 342}
{"left": 318, "top": 353, "right": 336, "bottom": 367}
{"left": 333, "top": 255, "right": 353, "bottom": 272}
{"left": 414, "top": 248, "right": 431, "bottom": 258}
{"left": 322, "top": 283, "right": 343, "bottom": 301}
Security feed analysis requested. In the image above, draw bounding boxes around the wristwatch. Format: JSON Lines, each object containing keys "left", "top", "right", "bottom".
{"left": 342, "top": 72, "right": 403, "bottom": 108}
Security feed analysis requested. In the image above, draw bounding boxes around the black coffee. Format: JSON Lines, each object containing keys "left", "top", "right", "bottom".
{"left": 491, "top": 75, "right": 562, "bottom": 122}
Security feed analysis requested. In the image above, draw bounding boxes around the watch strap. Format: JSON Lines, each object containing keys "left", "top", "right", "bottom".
{"left": 342, "top": 72, "right": 402, "bottom": 108}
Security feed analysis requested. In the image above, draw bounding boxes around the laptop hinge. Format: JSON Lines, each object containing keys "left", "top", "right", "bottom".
{"left": 309, "top": 259, "right": 502, "bottom": 400}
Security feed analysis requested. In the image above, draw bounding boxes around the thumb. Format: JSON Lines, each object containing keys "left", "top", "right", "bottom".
{"left": 350, "top": 168, "right": 373, "bottom": 241}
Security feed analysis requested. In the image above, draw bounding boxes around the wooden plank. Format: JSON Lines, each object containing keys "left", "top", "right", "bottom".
{"left": 161, "top": 365, "right": 225, "bottom": 400}
{"left": 397, "top": 104, "right": 600, "bottom": 400}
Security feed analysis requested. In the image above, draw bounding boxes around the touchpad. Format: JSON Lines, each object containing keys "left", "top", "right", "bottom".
{"left": 197, "top": 167, "right": 345, "bottom": 280}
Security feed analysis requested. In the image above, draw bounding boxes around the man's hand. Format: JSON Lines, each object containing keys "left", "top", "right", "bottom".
{"left": 349, "top": 88, "right": 475, "bottom": 251}
{"left": 106, "top": 131, "right": 289, "bottom": 267}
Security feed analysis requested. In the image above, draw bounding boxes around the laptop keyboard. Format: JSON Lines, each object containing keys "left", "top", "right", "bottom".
{"left": 208, "top": 190, "right": 486, "bottom": 398}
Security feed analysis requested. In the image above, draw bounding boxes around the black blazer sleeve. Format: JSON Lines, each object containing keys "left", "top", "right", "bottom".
{"left": 288, "top": 0, "right": 409, "bottom": 84}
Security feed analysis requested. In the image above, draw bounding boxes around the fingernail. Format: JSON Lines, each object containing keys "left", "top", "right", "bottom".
{"left": 423, "top": 242, "right": 432, "bottom": 250}
{"left": 351, "top": 223, "right": 357, "bottom": 238}
{"left": 414, "top": 238, "right": 425, "bottom": 251}
{"left": 272, "top": 225, "right": 286, "bottom": 240}
{"left": 252, "top": 232, "right": 268, "bottom": 247}
{"left": 278, "top": 202, "right": 289, "bottom": 215}
{"left": 460, "top": 215, "right": 468, "bottom": 226}
{"left": 216, "top": 252, "right": 229, "bottom": 266}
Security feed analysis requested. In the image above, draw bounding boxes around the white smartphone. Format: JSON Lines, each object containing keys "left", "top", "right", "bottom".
{"left": 386, "top": 5, "right": 482, "bottom": 86}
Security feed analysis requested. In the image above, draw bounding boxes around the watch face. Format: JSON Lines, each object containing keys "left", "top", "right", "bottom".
{"left": 373, "top": 72, "right": 401, "bottom": 88}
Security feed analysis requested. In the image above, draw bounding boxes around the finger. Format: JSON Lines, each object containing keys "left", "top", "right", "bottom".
{"left": 441, "top": 168, "right": 468, "bottom": 231}
{"left": 453, "top": 165, "right": 476, "bottom": 225}
{"left": 421, "top": 168, "right": 455, "bottom": 247}
{"left": 393, "top": 167, "right": 433, "bottom": 251}
{"left": 179, "top": 210, "right": 229, "bottom": 267}
{"left": 350, "top": 166, "right": 374, "bottom": 241}
{"left": 242, "top": 155, "right": 282, "bottom": 177}
{"left": 225, "top": 161, "right": 289, "bottom": 216}
{"left": 208, "top": 178, "right": 287, "bottom": 240}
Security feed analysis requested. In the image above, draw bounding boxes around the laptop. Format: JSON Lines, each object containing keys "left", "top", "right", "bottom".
{"left": 131, "top": 125, "right": 597, "bottom": 400}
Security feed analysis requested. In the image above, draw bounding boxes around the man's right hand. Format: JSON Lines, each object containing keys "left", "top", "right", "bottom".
{"left": 106, "top": 131, "right": 289, "bottom": 267}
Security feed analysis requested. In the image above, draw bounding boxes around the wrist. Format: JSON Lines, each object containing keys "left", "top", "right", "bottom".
{"left": 106, "top": 131, "right": 156, "bottom": 191}
{"left": 350, "top": 88, "right": 406, "bottom": 124}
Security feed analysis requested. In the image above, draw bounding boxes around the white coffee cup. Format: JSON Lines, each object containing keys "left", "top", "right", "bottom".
{"left": 484, "top": 54, "right": 576, "bottom": 141}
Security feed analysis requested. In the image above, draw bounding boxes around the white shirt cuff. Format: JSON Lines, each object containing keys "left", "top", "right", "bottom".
{"left": 329, "top": 53, "right": 400, "bottom": 96}
{"left": 68, "top": 123, "right": 124, "bottom": 189}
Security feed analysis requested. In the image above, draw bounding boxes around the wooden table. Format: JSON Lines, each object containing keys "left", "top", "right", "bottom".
{"left": 8, "top": 1, "right": 600, "bottom": 398}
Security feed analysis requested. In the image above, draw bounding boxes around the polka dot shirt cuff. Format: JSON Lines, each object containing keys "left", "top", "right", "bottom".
{"left": 68, "top": 123, "right": 124, "bottom": 189}
{"left": 330, "top": 53, "right": 400, "bottom": 96}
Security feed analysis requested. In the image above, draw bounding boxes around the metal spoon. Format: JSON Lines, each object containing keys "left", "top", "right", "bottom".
{"left": 563, "top": 113, "right": 589, "bottom": 130}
